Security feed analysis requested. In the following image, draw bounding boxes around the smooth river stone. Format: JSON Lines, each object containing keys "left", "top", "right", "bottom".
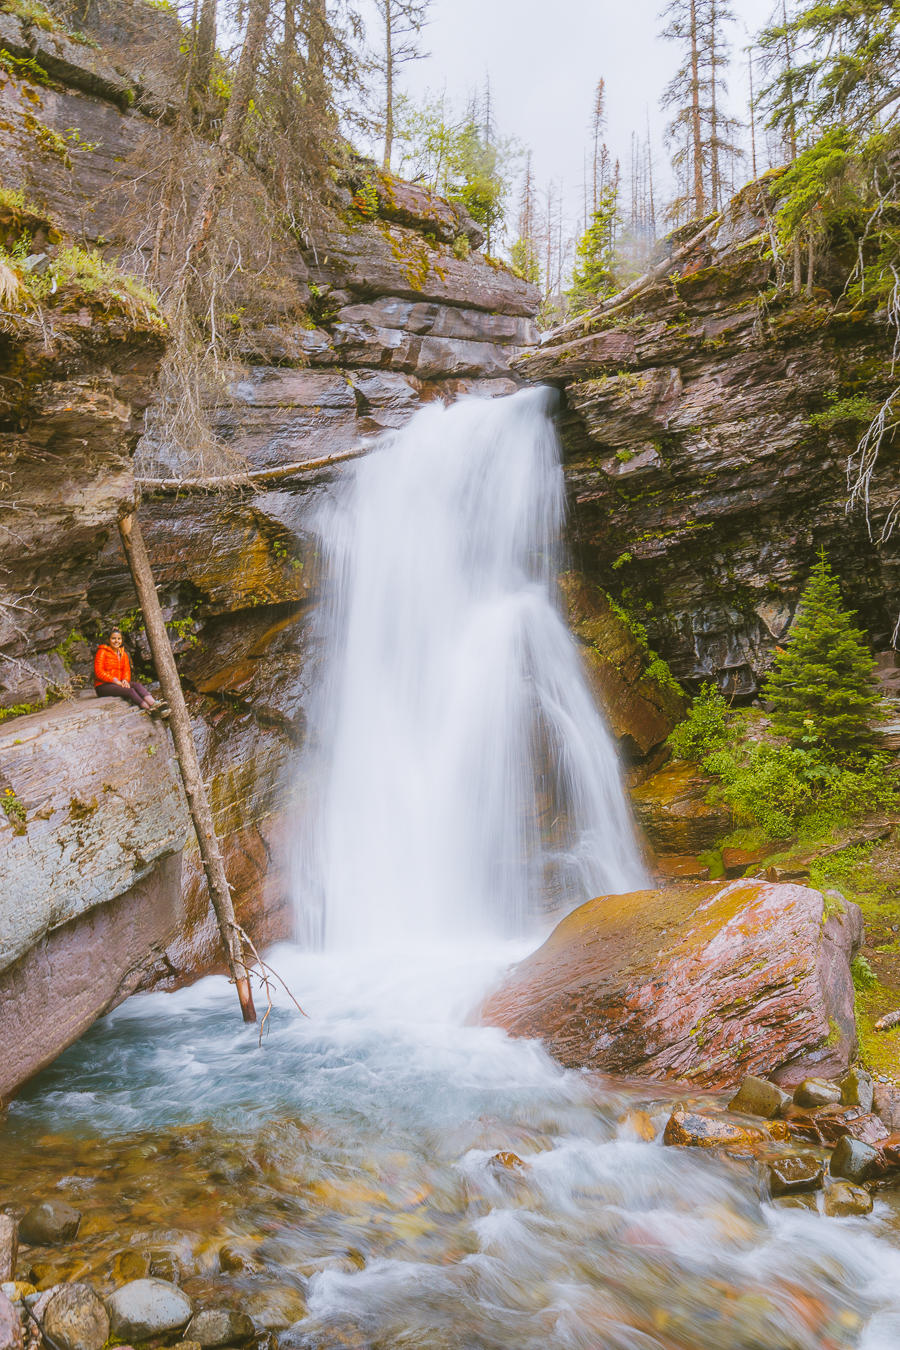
{"left": 44, "top": 1284, "right": 109, "bottom": 1350}
{"left": 794, "top": 1078, "right": 842, "bottom": 1109}
{"left": 106, "top": 1280, "right": 192, "bottom": 1341}
{"left": 189, "top": 1309, "right": 255, "bottom": 1347}
{"left": 18, "top": 1202, "right": 81, "bottom": 1246}
{"left": 728, "top": 1075, "right": 792, "bottom": 1120}
{"left": 767, "top": 1155, "right": 824, "bottom": 1196}
{"left": 824, "top": 1182, "right": 873, "bottom": 1217}
{"left": 829, "top": 1135, "right": 879, "bottom": 1185}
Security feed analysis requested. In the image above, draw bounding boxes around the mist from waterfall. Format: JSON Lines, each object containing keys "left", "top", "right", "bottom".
{"left": 294, "top": 387, "right": 644, "bottom": 951}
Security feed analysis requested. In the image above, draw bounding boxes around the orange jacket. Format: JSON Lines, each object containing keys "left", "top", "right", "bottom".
{"left": 94, "top": 644, "right": 131, "bottom": 686}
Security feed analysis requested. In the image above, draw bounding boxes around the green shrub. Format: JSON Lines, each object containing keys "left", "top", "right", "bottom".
{"left": 704, "top": 743, "right": 899, "bottom": 840}
{"left": 668, "top": 682, "right": 729, "bottom": 760}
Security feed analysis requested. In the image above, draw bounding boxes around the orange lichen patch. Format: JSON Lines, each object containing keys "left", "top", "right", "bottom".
{"left": 631, "top": 761, "right": 732, "bottom": 854}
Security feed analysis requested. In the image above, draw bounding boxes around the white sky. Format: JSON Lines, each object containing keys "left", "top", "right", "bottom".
{"left": 357, "top": 0, "right": 778, "bottom": 244}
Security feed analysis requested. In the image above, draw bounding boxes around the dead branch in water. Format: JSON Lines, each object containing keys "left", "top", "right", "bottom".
{"left": 229, "top": 921, "right": 309, "bottom": 1047}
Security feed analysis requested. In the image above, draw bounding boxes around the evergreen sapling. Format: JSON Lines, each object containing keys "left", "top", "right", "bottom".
{"left": 763, "top": 553, "right": 880, "bottom": 757}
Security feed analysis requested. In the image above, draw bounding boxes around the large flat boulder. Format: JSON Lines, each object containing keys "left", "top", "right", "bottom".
{"left": 0, "top": 699, "right": 190, "bottom": 1097}
{"left": 480, "top": 880, "right": 863, "bottom": 1089}
{"left": 0, "top": 700, "right": 189, "bottom": 974}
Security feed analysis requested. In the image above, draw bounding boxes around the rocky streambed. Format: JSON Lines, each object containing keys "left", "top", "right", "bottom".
{"left": 1, "top": 942, "right": 900, "bottom": 1350}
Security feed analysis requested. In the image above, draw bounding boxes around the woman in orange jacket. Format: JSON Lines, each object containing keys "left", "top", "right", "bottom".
{"left": 94, "top": 629, "right": 166, "bottom": 714}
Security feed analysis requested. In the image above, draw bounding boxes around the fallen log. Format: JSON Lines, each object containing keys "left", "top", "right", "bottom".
{"left": 136, "top": 442, "right": 373, "bottom": 493}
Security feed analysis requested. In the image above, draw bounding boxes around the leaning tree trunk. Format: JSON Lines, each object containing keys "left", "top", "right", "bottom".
{"left": 118, "top": 514, "right": 257, "bottom": 1023}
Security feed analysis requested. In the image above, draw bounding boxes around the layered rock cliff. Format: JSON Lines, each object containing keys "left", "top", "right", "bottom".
{"left": 517, "top": 185, "right": 900, "bottom": 697}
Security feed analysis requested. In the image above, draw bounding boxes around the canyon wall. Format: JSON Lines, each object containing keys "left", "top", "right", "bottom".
{"left": 518, "top": 185, "right": 900, "bottom": 697}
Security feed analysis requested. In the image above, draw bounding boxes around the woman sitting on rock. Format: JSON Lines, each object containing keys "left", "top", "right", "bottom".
{"left": 94, "top": 629, "right": 167, "bottom": 715}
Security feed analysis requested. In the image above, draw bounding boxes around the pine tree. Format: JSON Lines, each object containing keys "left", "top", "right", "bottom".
{"left": 763, "top": 553, "right": 880, "bottom": 757}
{"left": 566, "top": 173, "right": 620, "bottom": 314}
{"left": 660, "top": 0, "right": 743, "bottom": 221}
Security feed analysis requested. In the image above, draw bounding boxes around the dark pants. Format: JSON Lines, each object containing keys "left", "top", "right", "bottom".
{"left": 96, "top": 681, "right": 151, "bottom": 708}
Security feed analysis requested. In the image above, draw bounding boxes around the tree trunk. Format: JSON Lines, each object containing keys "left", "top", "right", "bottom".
{"left": 173, "top": 0, "right": 271, "bottom": 297}
{"left": 307, "top": 0, "right": 327, "bottom": 108}
{"left": 689, "top": 0, "right": 705, "bottom": 217}
{"left": 709, "top": 1, "right": 720, "bottom": 212}
{"left": 806, "top": 233, "right": 815, "bottom": 296}
{"left": 792, "top": 235, "right": 802, "bottom": 295}
{"left": 383, "top": 2, "right": 393, "bottom": 170}
{"left": 195, "top": 0, "right": 217, "bottom": 90}
{"left": 117, "top": 514, "right": 257, "bottom": 1023}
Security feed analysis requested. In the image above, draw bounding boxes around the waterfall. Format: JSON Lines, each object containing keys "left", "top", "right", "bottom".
{"left": 294, "top": 387, "right": 644, "bottom": 950}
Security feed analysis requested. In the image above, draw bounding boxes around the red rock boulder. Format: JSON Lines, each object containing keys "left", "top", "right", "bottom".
{"left": 479, "top": 880, "right": 862, "bottom": 1090}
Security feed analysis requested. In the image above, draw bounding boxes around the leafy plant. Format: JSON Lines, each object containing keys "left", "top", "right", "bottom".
{"left": 851, "top": 953, "right": 878, "bottom": 993}
{"left": 809, "top": 393, "right": 881, "bottom": 430}
{"left": 0, "top": 46, "right": 55, "bottom": 85}
{"left": 1, "top": 786, "right": 26, "bottom": 833}
{"left": 705, "top": 743, "right": 898, "bottom": 839}
{"left": 668, "top": 682, "right": 730, "bottom": 760}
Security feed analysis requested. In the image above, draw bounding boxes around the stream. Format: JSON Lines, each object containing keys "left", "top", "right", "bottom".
{"left": 5, "top": 390, "right": 900, "bottom": 1348}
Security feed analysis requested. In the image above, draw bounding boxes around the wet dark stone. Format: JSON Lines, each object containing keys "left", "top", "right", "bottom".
{"left": 189, "top": 1309, "right": 255, "bottom": 1348}
{"left": 767, "top": 1155, "right": 825, "bottom": 1196}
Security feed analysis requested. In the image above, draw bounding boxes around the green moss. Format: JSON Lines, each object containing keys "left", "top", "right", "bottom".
{"left": 50, "top": 630, "right": 84, "bottom": 672}
{"left": 0, "top": 47, "right": 56, "bottom": 86}
{"left": 1, "top": 238, "right": 164, "bottom": 328}
{"left": 808, "top": 392, "right": 880, "bottom": 430}
{"left": 0, "top": 699, "right": 44, "bottom": 722}
{"left": 698, "top": 848, "right": 726, "bottom": 879}
{"left": 856, "top": 986, "right": 900, "bottom": 1078}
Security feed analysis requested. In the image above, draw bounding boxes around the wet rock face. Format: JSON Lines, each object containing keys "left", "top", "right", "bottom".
{"left": 630, "top": 760, "right": 731, "bottom": 852}
{"left": 560, "top": 573, "right": 686, "bottom": 767}
{"left": 518, "top": 191, "right": 900, "bottom": 693}
{"left": 479, "top": 879, "right": 863, "bottom": 1089}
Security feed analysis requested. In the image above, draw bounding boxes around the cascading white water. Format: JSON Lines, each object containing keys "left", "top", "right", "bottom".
{"left": 294, "top": 387, "right": 645, "bottom": 951}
